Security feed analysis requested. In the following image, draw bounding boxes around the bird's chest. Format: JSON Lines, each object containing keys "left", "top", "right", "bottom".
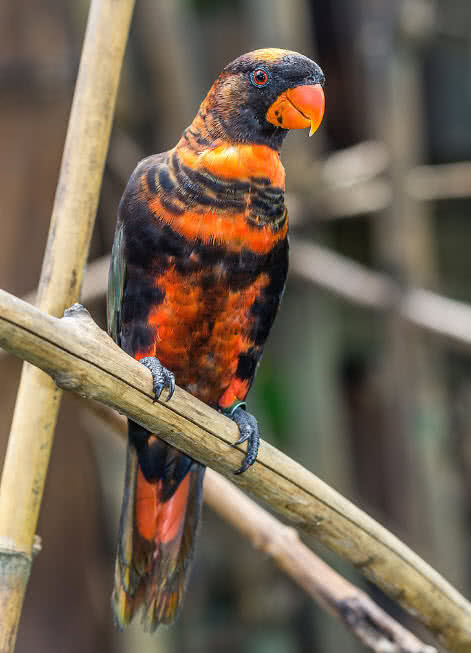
{"left": 151, "top": 142, "right": 287, "bottom": 253}
{"left": 128, "top": 145, "right": 289, "bottom": 402}
{"left": 146, "top": 249, "right": 269, "bottom": 402}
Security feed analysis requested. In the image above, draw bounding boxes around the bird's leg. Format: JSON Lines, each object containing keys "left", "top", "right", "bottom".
{"left": 139, "top": 356, "right": 175, "bottom": 402}
{"left": 224, "top": 403, "right": 260, "bottom": 475}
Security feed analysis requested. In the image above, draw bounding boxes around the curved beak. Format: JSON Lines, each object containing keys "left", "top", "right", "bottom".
{"left": 266, "top": 83, "right": 325, "bottom": 136}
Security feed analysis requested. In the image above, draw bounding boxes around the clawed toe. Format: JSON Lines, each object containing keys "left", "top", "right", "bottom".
{"left": 228, "top": 406, "right": 260, "bottom": 475}
{"left": 139, "top": 357, "right": 175, "bottom": 402}
{"left": 233, "top": 433, "right": 250, "bottom": 446}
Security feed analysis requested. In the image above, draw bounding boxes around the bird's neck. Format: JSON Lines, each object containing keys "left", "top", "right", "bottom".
{"left": 176, "top": 132, "right": 286, "bottom": 191}
{"left": 179, "top": 83, "right": 288, "bottom": 152}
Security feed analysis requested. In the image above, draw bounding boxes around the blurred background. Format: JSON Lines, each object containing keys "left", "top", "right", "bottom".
{"left": 1, "top": 0, "right": 470, "bottom": 651}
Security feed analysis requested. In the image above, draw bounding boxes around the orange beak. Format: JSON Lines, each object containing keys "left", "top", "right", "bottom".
{"left": 266, "top": 84, "right": 325, "bottom": 136}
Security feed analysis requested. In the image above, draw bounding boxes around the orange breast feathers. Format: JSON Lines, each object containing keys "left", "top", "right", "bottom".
{"left": 184, "top": 142, "right": 285, "bottom": 187}
{"left": 134, "top": 266, "right": 270, "bottom": 406}
{"left": 143, "top": 142, "right": 287, "bottom": 255}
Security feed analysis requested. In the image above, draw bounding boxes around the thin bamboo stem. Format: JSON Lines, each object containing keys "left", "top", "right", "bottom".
{"left": 0, "top": 292, "right": 469, "bottom": 652}
{"left": 0, "top": 1, "right": 134, "bottom": 650}
{"left": 204, "top": 474, "right": 437, "bottom": 653}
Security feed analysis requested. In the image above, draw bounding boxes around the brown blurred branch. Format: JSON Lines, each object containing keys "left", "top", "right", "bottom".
{"left": 302, "top": 141, "right": 392, "bottom": 221}
{"left": 407, "top": 162, "right": 471, "bottom": 201}
{"left": 0, "top": 1, "right": 135, "bottom": 651}
{"left": 295, "top": 142, "right": 471, "bottom": 222}
{"left": 204, "top": 476, "right": 436, "bottom": 653}
{"left": 0, "top": 289, "right": 470, "bottom": 651}
{"left": 88, "top": 401, "right": 435, "bottom": 653}
{"left": 291, "top": 239, "right": 392, "bottom": 309}
{"left": 315, "top": 144, "right": 471, "bottom": 213}
{"left": 290, "top": 239, "right": 471, "bottom": 350}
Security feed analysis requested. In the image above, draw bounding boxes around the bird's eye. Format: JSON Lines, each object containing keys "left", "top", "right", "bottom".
{"left": 250, "top": 68, "right": 270, "bottom": 87}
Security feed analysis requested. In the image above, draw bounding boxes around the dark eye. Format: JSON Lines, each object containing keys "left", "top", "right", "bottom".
{"left": 250, "top": 68, "right": 270, "bottom": 87}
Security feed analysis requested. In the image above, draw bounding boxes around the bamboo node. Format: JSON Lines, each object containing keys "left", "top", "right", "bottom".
{"left": 63, "top": 303, "right": 91, "bottom": 320}
{"left": 32, "top": 536, "right": 42, "bottom": 558}
{"left": 338, "top": 596, "right": 437, "bottom": 653}
{"left": 53, "top": 372, "right": 83, "bottom": 393}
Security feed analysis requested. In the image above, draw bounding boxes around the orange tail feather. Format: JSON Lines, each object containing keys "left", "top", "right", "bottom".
{"left": 113, "top": 439, "right": 204, "bottom": 631}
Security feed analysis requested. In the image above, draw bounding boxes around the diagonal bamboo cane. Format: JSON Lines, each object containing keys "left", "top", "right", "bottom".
{"left": 0, "top": 291, "right": 470, "bottom": 652}
{"left": 0, "top": 1, "right": 135, "bottom": 650}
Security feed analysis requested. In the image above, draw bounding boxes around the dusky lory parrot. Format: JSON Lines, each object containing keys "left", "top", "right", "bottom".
{"left": 107, "top": 47, "right": 325, "bottom": 630}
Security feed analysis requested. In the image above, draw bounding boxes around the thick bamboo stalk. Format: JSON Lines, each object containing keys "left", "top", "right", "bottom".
{"left": 0, "top": 291, "right": 470, "bottom": 652}
{"left": 0, "top": 1, "right": 134, "bottom": 650}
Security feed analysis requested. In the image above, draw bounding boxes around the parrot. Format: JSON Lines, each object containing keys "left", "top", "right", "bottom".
{"left": 107, "top": 47, "right": 325, "bottom": 631}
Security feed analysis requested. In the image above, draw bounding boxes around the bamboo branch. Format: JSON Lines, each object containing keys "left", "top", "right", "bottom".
{"left": 205, "top": 476, "right": 436, "bottom": 653}
{"left": 291, "top": 239, "right": 471, "bottom": 351}
{"left": 407, "top": 162, "right": 471, "bottom": 201}
{"left": 87, "top": 401, "right": 436, "bottom": 653}
{"left": 0, "top": 1, "right": 135, "bottom": 651}
{"left": 291, "top": 240, "right": 392, "bottom": 309}
{"left": 0, "top": 290, "right": 469, "bottom": 651}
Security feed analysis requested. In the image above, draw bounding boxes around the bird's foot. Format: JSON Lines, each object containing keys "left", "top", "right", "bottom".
{"left": 139, "top": 357, "right": 175, "bottom": 402}
{"left": 226, "top": 404, "right": 260, "bottom": 475}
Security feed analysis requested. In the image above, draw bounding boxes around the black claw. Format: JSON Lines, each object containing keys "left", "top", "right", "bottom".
{"left": 139, "top": 357, "right": 175, "bottom": 403}
{"left": 229, "top": 407, "right": 260, "bottom": 475}
{"left": 167, "top": 375, "right": 175, "bottom": 402}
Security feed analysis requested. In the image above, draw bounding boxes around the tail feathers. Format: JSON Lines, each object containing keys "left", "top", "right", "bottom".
{"left": 112, "top": 442, "right": 205, "bottom": 631}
